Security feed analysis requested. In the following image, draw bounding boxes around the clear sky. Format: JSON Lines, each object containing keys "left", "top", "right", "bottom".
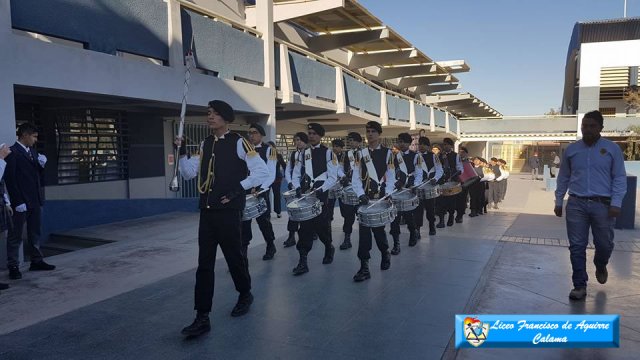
{"left": 358, "top": 0, "right": 640, "bottom": 116}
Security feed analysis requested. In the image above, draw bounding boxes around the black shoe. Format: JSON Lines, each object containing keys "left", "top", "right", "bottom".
{"left": 596, "top": 265, "right": 608, "bottom": 284}
{"left": 0, "top": 283, "right": 9, "bottom": 290}
{"left": 29, "top": 261, "right": 56, "bottom": 271}
{"left": 283, "top": 233, "right": 296, "bottom": 248}
{"left": 181, "top": 313, "right": 211, "bottom": 337}
{"left": 381, "top": 251, "right": 391, "bottom": 270}
{"left": 322, "top": 245, "right": 335, "bottom": 264}
{"left": 339, "top": 233, "right": 352, "bottom": 250}
{"left": 569, "top": 287, "right": 587, "bottom": 300}
{"left": 429, "top": 224, "right": 436, "bottom": 236}
{"left": 469, "top": 211, "right": 477, "bottom": 217}
{"left": 293, "top": 256, "right": 309, "bottom": 276}
{"left": 415, "top": 228, "right": 422, "bottom": 240}
{"left": 390, "top": 236, "right": 400, "bottom": 255}
{"left": 262, "top": 243, "right": 276, "bottom": 261}
{"left": 353, "top": 260, "right": 371, "bottom": 282}
{"left": 436, "top": 218, "right": 445, "bottom": 228}
{"left": 455, "top": 217, "right": 463, "bottom": 224}
{"left": 231, "top": 292, "right": 254, "bottom": 317}
{"left": 8, "top": 266, "right": 22, "bottom": 280}
{"left": 408, "top": 231, "right": 418, "bottom": 247}
{"left": 277, "top": 214, "right": 282, "bottom": 218}
{"left": 446, "top": 216, "right": 454, "bottom": 227}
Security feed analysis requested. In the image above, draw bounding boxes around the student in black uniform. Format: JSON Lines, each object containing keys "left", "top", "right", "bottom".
{"left": 436, "top": 138, "right": 463, "bottom": 228}
{"left": 454, "top": 146, "right": 471, "bottom": 223}
{"left": 338, "top": 132, "right": 362, "bottom": 250}
{"left": 283, "top": 132, "right": 308, "bottom": 248}
{"left": 242, "top": 123, "right": 278, "bottom": 261}
{"left": 327, "top": 139, "right": 345, "bottom": 222}
{"left": 176, "top": 100, "right": 268, "bottom": 337}
{"left": 291, "top": 123, "right": 338, "bottom": 275}
{"left": 389, "top": 133, "right": 422, "bottom": 254}
{"left": 414, "top": 137, "right": 443, "bottom": 236}
{"left": 352, "top": 121, "right": 395, "bottom": 282}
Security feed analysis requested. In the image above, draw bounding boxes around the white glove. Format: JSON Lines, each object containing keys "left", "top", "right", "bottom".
{"left": 38, "top": 154, "right": 47, "bottom": 167}
{"left": 15, "top": 203, "right": 27, "bottom": 212}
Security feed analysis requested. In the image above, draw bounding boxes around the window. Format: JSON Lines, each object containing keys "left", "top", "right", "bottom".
{"left": 599, "top": 107, "right": 616, "bottom": 116}
{"left": 55, "top": 110, "right": 128, "bottom": 184}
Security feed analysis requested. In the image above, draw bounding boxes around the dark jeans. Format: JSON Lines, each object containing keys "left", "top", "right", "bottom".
{"left": 415, "top": 198, "right": 436, "bottom": 227}
{"left": 7, "top": 206, "right": 43, "bottom": 267}
{"left": 272, "top": 181, "right": 282, "bottom": 214}
{"left": 297, "top": 200, "right": 332, "bottom": 255}
{"left": 357, "top": 224, "right": 389, "bottom": 260}
{"left": 241, "top": 193, "right": 275, "bottom": 254}
{"left": 469, "top": 181, "right": 484, "bottom": 212}
{"left": 338, "top": 199, "right": 357, "bottom": 235}
{"left": 195, "top": 209, "right": 251, "bottom": 312}
{"left": 565, "top": 197, "right": 615, "bottom": 288}
{"left": 287, "top": 219, "right": 299, "bottom": 233}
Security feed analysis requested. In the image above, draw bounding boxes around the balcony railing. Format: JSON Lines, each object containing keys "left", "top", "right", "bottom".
{"left": 386, "top": 94, "right": 410, "bottom": 121}
{"left": 289, "top": 50, "right": 336, "bottom": 101}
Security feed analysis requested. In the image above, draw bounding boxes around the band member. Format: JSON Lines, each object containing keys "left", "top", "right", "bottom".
{"left": 414, "top": 136, "right": 443, "bottom": 236}
{"left": 291, "top": 123, "right": 338, "bottom": 276}
{"left": 389, "top": 133, "right": 422, "bottom": 254}
{"left": 352, "top": 121, "right": 394, "bottom": 282}
{"left": 454, "top": 146, "right": 471, "bottom": 223}
{"left": 243, "top": 123, "right": 278, "bottom": 261}
{"left": 338, "top": 132, "right": 362, "bottom": 250}
{"left": 488, "top": 157, "right": 502, "bottom": 209}
{"left": 468, "top": 157, "right": 487, "bottom": 217}
{"left": 283, "top": 132, "right": 308, "bottom": 248}
{"left": 498, "top": 159, "right": 509, "bottom": 202}
{"left": 176, "top": 100, "right": 268, "bottom": 337}
{"left": 436, "top": 138, "right": 463, "bottom": 228}
{"left": 327, "top": 139, "right": 346, "bottom": 222}
{"left": 481, "top": 159, "right": 495, "bottom": 214}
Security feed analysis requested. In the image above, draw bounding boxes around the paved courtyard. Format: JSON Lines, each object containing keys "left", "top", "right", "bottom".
{"left": 0, "top": 178, "right": 638, "bottom": 359}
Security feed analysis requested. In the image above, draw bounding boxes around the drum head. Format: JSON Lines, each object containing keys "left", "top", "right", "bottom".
{"left": 359, "top": 201, "right": 392, "bottom": 215}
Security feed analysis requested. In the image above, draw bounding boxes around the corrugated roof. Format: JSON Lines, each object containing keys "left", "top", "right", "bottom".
{"left": 579, "top": 17, "right": 640, "bottom": 43}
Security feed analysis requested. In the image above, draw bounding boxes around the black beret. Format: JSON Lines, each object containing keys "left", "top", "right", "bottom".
{"left": 307, "top": 123, "right": 325, "bottom": 137}
{"left": 249, "top": 123, "right": 266, "bottom": 136}
{"left": 347, "top": 132, "right": 362, "bottom": 143}
{"left": 418, "top": 136, "right": 431, "bottom": 146}
{"left": 208, "top": 100, "right": 235, "bottom": 123}
{"left": 365, "top": 121, "right": 382, "bottom": 134}
{"left": 332, "top": 139, "right": 345, "bottom": 148}
{"left": 442, "top": 137, "right": 454, "bottom": 146}
{"left": 294, "top": 132, "right": 309, "bottom": 144}
{"left": 397, "top": 133, "right": 412, "bottom": 144}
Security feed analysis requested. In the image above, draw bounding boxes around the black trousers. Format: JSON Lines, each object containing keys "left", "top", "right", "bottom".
{"left": 358, "top": 224, "right": 389, "bottom": 260}
{"left": 469, "top": 181, "right": 484, "bottom": 212}
{"left": 414, "top": 198, "right": 436, "bottom": 227}
{"left": 455, "top": 188, "right": 469, "bottom": 218}
{"left": 338, "top": 199, "right": 357, "bottom": 235}
{"left": 195, "top": 209, "right": 251, "bottom": 312}
{"left": 297, "top": 200, "right": 332, "bottom": 255}
{"left": 327, "top": 197, "right": 337, "bottom": 221}
{"left": 7, "top": 206, "right": 43, "bottom": 267}
{"left": 390, "top": 210, "right": 416, "bottom": 236}
{"left": 436, "top": 195, "right": 455, "bottom": 217}
{"left": 287, "top": 219, "right": 299, "bottom": 233}
{"left": 271, "top": 182, "right": 282, "bottom": 214}
{"left": 241, "top": 193, "right": 275, "bottom": 254}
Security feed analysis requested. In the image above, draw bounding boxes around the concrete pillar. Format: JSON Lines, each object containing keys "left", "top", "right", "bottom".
{"left": 380, "top": 90, "right": 389, "bottom": 127}
{"left": 335, "top": 67, "right": 346, "bottom": 113}
{"left": 454, "top": 140, "right": 460, "bottom": 152}
{"left": 429, "top": 106, "right": 435, "bottom": 132}
{"left": 280, "top": 44, "right": 294, "bottom": 104}
{"left": 0, "top": 0, "right": 15, "bottom": 146}
{"left": 167, "top": 0, "right": 184, "bottom": 69}
{"left": 409, "top": 100, "right": 416, "bottom": 131}
{"left": 256, "top": 0, "right": 276, "bottom": 141}
{"left": 445, "top": 111, "right": 450, "bottom": 134}
{"left": 576, "top": 113, "right": 583, "bottom": 140}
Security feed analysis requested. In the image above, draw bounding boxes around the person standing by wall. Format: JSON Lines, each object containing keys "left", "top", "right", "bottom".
{"left": 550, "top": 151, "right": 560, "bottom": 178}
{"left": 554, "top": 110, "right": 627, "bottom": 301}
{"left": 528, "top": 152, "right": 540, "bottom": 180}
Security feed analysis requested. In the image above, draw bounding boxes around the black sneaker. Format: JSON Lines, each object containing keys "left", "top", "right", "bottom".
{"left": 595, "top": 266, "right": 608, "bottom": 284}
{"left": 181, "top": 314, "right": 211, "bottom": 337}
{"left": 231, "top": 292, "right": 254, "bottom": 317}
{"left": 29, "top": 261, "right": 56, "bottom": 271}
{"left": 569, "top": 287, "right": 587, "bottom": 300}
{"left": 8, "top": 266, "right": 22, "bottom": 280}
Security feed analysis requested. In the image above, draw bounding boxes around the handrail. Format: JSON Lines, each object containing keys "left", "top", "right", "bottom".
{"left": 276, "top": 39, "right": 446, "bottom": 112}
{"left": 176, "top": 0, "right": 262, "bottom": 38}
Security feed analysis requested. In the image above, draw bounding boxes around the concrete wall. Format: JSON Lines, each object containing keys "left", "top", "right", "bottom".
{"left": 289, "top": 50, "right": 336, "bottom": 101}
{"left": 460, "top": 117, "right": 577, "bottom": 134}
{"left": 191, "top": 0, "right": 245, "bottom": 24}
{"left": 343, "top": 74, "right": 381, "bottom": 116}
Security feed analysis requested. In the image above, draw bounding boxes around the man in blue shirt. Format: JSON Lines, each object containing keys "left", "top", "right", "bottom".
{"left": 554, "top": 110, "right": 627, "bottom": 301}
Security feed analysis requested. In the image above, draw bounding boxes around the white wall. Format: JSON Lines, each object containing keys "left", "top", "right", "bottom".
{"left": 579, "top": 39, "right": 640, "bottom": 87}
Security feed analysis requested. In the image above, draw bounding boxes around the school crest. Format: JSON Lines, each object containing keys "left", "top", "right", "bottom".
{"left": 364, "top": 155, "right": 371, "bottom": 163}
{"left": 464, "top": 317, "right": 489, "bottom": 347}
{"left": 600, "top": 148, "right": 607, "bottom": 155}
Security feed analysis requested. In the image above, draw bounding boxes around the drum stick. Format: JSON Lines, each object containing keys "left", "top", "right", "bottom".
{"left": 288, "top": 190, "right": 316, "bottom": 205}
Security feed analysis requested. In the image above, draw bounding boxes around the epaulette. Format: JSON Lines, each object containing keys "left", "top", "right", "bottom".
{"left": 387, "top": 150, "right": 395, "bottom": 169}
{"left": 331, "top": 151, "right": 338, "bottom": 165}
{"left": 416, "top": 153, "right": 423, "bottom": 165}
{"left": 241, "top": 136, "right": 258, "bottom": 157}
{"left": 268, "top": 144, "right": 278, "bottom": 160}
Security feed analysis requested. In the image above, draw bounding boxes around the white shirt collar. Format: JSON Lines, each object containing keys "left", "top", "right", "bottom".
{"left": 17, "top": 141, "right": 29, "bottom": 152}
{"left": 255, "top": 143, "right": 263, "bottom": 148}
{"left": 214, "top": 130, "right": 230, "bottom": 141}
{"left": 367, "top": 144, "right": 382, "bottom": 151}
{"left": 403, "top": 149, "right": 411, "bottom": 155}
{"left": 310, "top": 143, "right": 322, "bottom": 149}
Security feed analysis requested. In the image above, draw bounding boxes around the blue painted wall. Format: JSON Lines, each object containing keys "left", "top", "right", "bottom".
{"left": 182, "top": 8, "right": 264, "bottom": 84}
{"left": 289, "top": 51, "right": 336, "bottom": 101}
{"left": 434, "top": 109, "right": 446, "bottom": 128}
{"left": 416, "top": 104, "right": 430, "bottom": 125}
{"left": 343, "top": 74, "right": 381, "bottom": 115}
{"left": 386, "top": 95, "right": 410, "bottom": 121}
{"left": 42, "top": 198, "right": 198, "bottom": 238}
{"left": 11, "top": 0, "right": 168, "bottom": 61}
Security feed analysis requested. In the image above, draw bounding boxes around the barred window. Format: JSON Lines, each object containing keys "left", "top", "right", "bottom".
{"left": 55, "top": 110, "right": 128, "bottom": 184}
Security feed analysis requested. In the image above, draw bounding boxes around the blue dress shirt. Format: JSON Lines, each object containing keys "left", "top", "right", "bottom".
{"left": 555, "top": 137, "right": 627, "bottom": 207}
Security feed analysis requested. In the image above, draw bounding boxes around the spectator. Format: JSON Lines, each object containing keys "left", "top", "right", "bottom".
{"left": 528, "top": 152, "right": 540, "bottom": 180}
{"left": 550, "top": 151, "right": 560, "bottom": 178}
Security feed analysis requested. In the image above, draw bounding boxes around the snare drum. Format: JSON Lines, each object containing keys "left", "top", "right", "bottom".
{"left": 340, "top": 185, "right": 359, "bottom": 206}
{"left": 438, "top": 182, "right": 462, "bottom": 197}
{"left": 283, "top": 189, "right": 297, "bottom": 204}
{"left": 391, "top": 190, "right": 420, "bottom": 211}
{"left": 357, "top": 200, "right": 397, "bottom": 227}
{"left": 328, "top": 183, "right": 343, "bottom": 200}
{"left": 242, "top": 195, "right": 268, "bottom": 221}
{"left": 287, "top": 194, "right": 322, "bottom": 221}
{"left": 416, "top": 182, "right": 440, "bottom": 200}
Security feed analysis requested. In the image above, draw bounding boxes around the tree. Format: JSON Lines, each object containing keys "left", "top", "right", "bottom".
{"left": 623, "top": 86, "right": 640, "bottom": 113}
{"left": 624, "top": 125, "right": 640, "bottom": 160}
{"left": 544, "top": 107, "right": 561, "bottom": 115}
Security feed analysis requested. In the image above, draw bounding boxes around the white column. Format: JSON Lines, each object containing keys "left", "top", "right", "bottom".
{"left": 429, "top": 106, "right": 435, "bottom": 132}
{"left": 0, "top": 0, "right": 15, "bottom": 146}
{"left": 256, "top": 0, "right": 276, "bottom": 141}
{"left": 445, "top": 111, "right": 450, "bottom": 134}
{"left": 280, "top": 44, "right": 294, "bottom": 104}
{"left": 454, "top": 140, "right": 460, "bottom": 152}
{"left": 576, "top": 113, "right": 583, "bottom": 140}
{"left": 167, "top": 0, "right": 184, "bottom": 69}
{"left": 335, "top": 67, "right": 346, "bottom": 113}
{"left": 409, "top": 100, "right": 416, "bottom": 131}
{"left": 380, "top": 90, "right": 389, "bottom": 126}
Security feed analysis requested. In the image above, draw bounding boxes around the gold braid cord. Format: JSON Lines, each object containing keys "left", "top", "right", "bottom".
{"left": 268, "top": 144, "right": 278, "bottom": 160}
{"left": 242, "top": 137, "right": 258, "bottom": 158}
{"left": 197, "top": 139, "right": 216, "bottom": 194}
{"left": 387, "top": 150, "right": 395, "bottom": 170}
